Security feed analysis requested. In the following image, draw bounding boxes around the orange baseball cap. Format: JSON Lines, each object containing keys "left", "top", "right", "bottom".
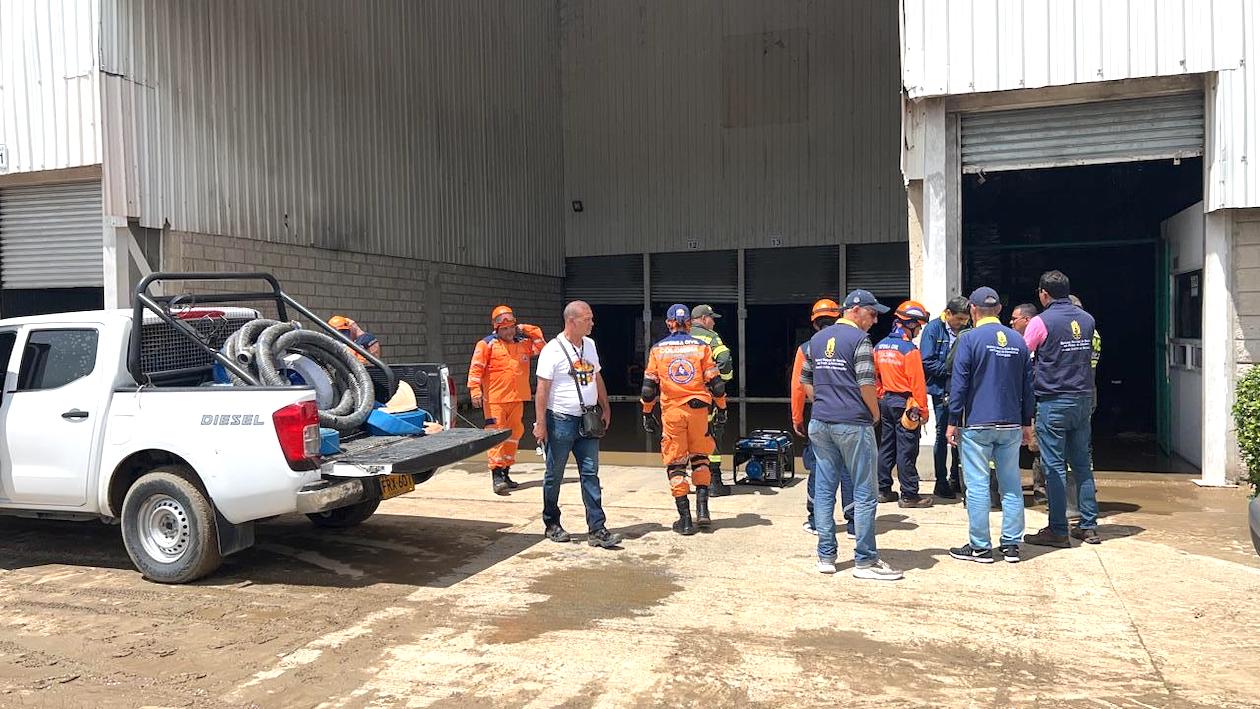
{"left": 328, "top": 315, "right": 355, "bottom": 330}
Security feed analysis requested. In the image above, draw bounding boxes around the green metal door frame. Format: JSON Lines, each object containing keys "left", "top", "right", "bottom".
{"left": 1154, "top": 239, "right": 1173, "bottom": 454}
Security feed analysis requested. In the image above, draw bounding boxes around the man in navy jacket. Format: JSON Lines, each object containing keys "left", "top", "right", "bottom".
{"left": 919, "top": 296, "right": 971, "bottom": 498}
{"left": 946, "top": 287, "right": 1035, "bottom": 564}
{"left": 1022, "top": 271, "right": 1100, "bottom": 548}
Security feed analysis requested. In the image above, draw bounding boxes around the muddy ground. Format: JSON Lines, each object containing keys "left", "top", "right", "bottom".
{"left": 1, "top": 453, "right": 1258, "bottom": 708}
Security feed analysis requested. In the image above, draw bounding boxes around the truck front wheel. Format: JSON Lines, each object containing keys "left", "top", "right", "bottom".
{"left": 121, "top": 468, "right": 223, "bottom": 583}
{"left": 306, "top": 499, "right": 380, "bottom": 528}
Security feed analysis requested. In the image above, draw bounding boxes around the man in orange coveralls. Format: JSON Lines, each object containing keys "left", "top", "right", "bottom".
{"left": 641, "top": 304, "right": 728, "bottom": 536}
{"left": 468, "top": 305, "right": 546, "bottom": 495}
{"left": 873, "top": 300, "right": 933, "bottom": 508}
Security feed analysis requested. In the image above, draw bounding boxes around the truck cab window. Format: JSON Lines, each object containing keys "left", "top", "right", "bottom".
{"left": 0, "top": 332, "right": 15, "bottom": 393}
{"left": 17, "top": 329, "right": 99, "bottom": 391}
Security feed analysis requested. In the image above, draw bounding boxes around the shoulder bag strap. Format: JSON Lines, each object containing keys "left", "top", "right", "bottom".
{"left": 557, "top": 336, "right": 590, "bottom": 409}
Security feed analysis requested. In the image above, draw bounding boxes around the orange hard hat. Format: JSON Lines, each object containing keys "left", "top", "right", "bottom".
{"left": 895, "top": 300, "right": 929, "bottom": 322}
{"left": 491, "top": 305, "right": 516, "bottom": 326}
{"left": 328, "top": 315, "right": 355, "bottom": 331}
{"left": 811, "top": 298, "right": 841, "bottom": 321}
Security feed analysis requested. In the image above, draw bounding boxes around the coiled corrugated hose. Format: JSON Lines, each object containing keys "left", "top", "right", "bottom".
{"left": 222, "top": 319, "right": 375, "bottom": 433}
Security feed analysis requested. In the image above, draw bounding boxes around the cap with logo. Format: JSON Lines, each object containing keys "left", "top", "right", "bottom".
{"left": 666, "top": 304, "right": 691, "bottom": 322}
{"left": 969, "top": 287, "right": 1001, "bottom": 307}
{"left": 691, "top": 304, "right": 721, "bottom": 320}
{"left": 842, "top": 289, "right": 891, "bottom": 314}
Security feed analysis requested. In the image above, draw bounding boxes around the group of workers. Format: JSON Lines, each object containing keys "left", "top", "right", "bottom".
{"left": 798, "top": 270, "right": 1101, "bottom": 579}
{"left": 334, "top": 268, "right": 1103, "bottom": 576}
{"left": 462, "top": 301, "right": 733, "bottom": 539}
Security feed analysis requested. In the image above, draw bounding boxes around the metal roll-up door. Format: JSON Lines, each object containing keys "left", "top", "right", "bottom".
{"left": 650, "top": 250, "right": 738, "bottom": 303}
{"left": 0, "top": 181, "right": 103, "bottom": 288}
{"left": 961, "top": 94, "right": 1204, "bottom": 173}
{"left": 564, "top": 255, "right": 644, "bottom": 304}
{"left": 846, "top": 243, "right": 909, "bottom": 301}
{"left": 745, "top": 246, "right": 840, "bottom": 304}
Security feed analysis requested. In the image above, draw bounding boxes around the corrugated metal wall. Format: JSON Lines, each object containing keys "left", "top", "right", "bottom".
{"left": 1208, "top": 3, "right": 1259, "bottom": 210}
{"left": 902, "top": 0, "right": 1247, "bottom": 99}
{"left": 0, "top": 0, "right": 101, "bottom": 175}
{"left": 99, "top": 0, "right": 565, "bottom": 277}
{"left": 0, "top": 181, "right": 103, "bottom": 288}
{"left": 560, "top": 0, "right": 907, "bottom": 257}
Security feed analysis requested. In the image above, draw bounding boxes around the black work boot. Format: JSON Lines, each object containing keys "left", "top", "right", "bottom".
{"left": 709, "top": 464, "right": 731, "bottom": 497}
{"left": 672, "top": 497, "right": 697, "bottom": 536}
{"left": 502, "top": 468, "right": 520, "bottom": 489}
{"left": 695, "top": 486, "right": 712, "bottom": 528}
{"left": 491, "top": 468, "right": 510, "bottom": 496}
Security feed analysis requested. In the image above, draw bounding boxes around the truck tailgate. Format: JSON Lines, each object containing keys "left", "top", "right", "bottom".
{"left": 323, "top": 428, "right": 510, "bottom": 476}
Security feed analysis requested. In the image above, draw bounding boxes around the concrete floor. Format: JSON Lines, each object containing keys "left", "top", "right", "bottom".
{"left": 1, "top": 452, "right": 1258, "bottom": 708}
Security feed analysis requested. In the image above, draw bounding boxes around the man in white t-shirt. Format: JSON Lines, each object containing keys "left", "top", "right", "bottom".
{"left": 532, "top": 300, "right": 623, "bottom": 549}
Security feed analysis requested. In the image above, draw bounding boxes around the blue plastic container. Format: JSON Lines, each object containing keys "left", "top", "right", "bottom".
{"left": 319, "top": 427, "right": 341, "bottom": 455}
{"left": 363, "top": 409, "right": 432, "bottom": 436}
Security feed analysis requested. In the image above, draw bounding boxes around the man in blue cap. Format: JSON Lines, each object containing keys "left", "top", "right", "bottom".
{"left": 946, "top": 286, "right": 1034, "bottom": 564}
{"left": 801, "top": 289, "right": 904, "bottom": 581}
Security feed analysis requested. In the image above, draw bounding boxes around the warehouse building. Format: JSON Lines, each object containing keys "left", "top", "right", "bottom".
{"left": 1, "top": 1, "right": 1257, "bottom": 483}
{"left": 900, "top": 0, "right": 1259, "bottom": 486}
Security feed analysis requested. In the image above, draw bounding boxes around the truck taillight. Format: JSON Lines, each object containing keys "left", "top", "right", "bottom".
{"left": 273, "top": 401, "right": 321, "bottom": 471}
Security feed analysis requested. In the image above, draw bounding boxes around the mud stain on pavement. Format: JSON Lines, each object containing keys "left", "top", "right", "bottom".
{"left": 484, "top": 562, "right": 681, "bottom": 644}
{"left": 794, "top": 628, "right": 1062, "bottom": 689}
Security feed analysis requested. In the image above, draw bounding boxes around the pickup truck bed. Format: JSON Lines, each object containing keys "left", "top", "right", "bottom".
{"left": 328, "top": 428, "right": 510, "bottom": 475}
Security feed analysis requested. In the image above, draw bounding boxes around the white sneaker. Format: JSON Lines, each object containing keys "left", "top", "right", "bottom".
{"left": 816, "top": 559, "right": 837, "bottom": 574}
{"left": 802, "top": 521, "right": 818, "bottom": 536}
{"left": 852, "top": 559, "right": 903, "bottom": 581}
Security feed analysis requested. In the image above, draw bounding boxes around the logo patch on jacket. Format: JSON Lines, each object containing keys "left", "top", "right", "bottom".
{"left": 996, "top": 331, "right": 1008, "bottom": 347}
{"left": 1071, "top": 320, "right": 1082, "bottom": 339}
{"left": 668, "top": 358, "right": 696, "bottom": 384}
{"left": 824, "top": 337, "right": 836, "bottom": 358}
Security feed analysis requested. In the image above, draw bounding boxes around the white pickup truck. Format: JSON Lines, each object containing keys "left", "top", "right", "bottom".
{"left": 0, "top": 273, "right": 505, "bottom": 583}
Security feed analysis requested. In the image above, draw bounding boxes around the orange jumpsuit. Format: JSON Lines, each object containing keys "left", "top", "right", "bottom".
{"left": 790, "top": 341, "right": 810, "bottom": 431}
{"left": 642, "top": 332, "right": 727, "bottom": 497}
{"left": 468, "top": 324, "right": 545, "bottom": 470}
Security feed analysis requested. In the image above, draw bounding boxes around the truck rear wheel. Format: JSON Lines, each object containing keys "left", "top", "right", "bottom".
{"left": 306, "top": 499, "right": 380, "bottom": 528}
{"left": 121, "top": 468, "right": 223, "bottom": 583}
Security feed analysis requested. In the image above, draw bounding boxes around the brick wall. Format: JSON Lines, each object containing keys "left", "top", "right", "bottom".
{"left": 163, "top": 231, "right": 564, "bottom": 402}
{"left": 1233, "top": 211, "right": 1260, "bottom": 372}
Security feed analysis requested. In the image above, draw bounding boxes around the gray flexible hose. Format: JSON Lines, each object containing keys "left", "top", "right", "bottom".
{"left": 221, "top": 319, "right": 375, "bottom": 433}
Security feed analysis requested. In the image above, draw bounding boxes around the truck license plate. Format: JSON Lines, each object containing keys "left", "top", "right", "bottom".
{"left": 379, "top": 473, "right": 416, "bottom": 500}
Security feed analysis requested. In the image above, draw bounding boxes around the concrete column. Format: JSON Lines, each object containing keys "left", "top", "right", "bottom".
{"left": 907, "top": 179, "right": 926, "bottom": 301}
{"left": 917, "top": 98, "right": 962, "bottom": 451}
{"left": 102, "top": 217, "right": 131, "bottom": 309}
{"left": 919, "top": 98, "right": 961, "bottom": 317}
{"left": 1199, "top": 210, "right": 1237, "bottom": 486}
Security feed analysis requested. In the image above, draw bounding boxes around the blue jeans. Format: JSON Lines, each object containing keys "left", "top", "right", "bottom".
{"left": 803, "top": 441, "right": 852, "bottom": 534}
{"left": 932, "top": 395, "right": 961, "bottom": 484}
{"left": 960, "top": 427, "right": 1025, "bottom": 548}
{"left": 809, "top": 420, "right": 876, "bottom": 563}
{"left": 1035, "top": 396, "right": 1099, "bottom": 535}
{"left": 542, "top": 411, "right": 608, "bottom": 533}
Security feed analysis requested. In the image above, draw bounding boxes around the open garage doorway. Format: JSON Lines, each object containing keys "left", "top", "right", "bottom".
{"left": 963, "top": 158, "right": 1202, "bottom": 473}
